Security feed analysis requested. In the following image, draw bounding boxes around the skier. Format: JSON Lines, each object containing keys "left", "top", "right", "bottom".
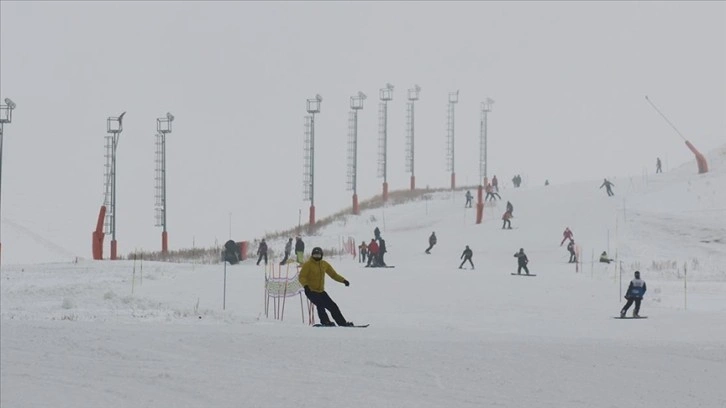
{"left": 425, "top": 231, "right": 437, "bottom": 254}
{"left": 358, "top": 241, "right": 368, "bottom": 264}
{"left": 465, "top": 190, "right": 473, "bottom": 208}
{"left": 656, "top": 157, "right": 662, "bottom": 174}
{"left": 485, "top": 183, "right": 500, "bottom": 201}
{"left": 513, "top": 248, "right": 530, "bottom": 275}
{"left": 374, "top": 226, "right": 381, "bottom": 240}
{"left": 366, "top": 238, "right": 379, "bottom": 267}
{"left": 560, "top": 227, "right": 574, "bottom": 246}
{"left": 599, "top": 178, "right": 615, "bottom": 197}
{"left": 223, "top": 240, "right": 241, "bottom": 265}
{"left": 279, "top": 237, "right": 293, "bottom": 265}
{"left": 506, "top": 201, "right": 514, "bottom": 215}
{"left": 492, "top": 175, "right": 499, "bottom": 192}
{"left": 502, "top": 209, "right": 513, "bottom": 229}
{"left": 298, "top": 247, "right": 353, "bottom": 327}
{"left": 511, "top": 175, "right": 518, "bottom": 188}
{"left": 459, "top": 245, "right": 474, "bottom": 269}
{"left": 567, "top": 239, "right": 577, "bottom": 263}
{"left": 256, "top": 239, "right": 268, "bottom": 266}
{"left": 295, "top": 236, "right": 305, "bottom": 263}
{"left": 599, "top": 251, "right": 613, "bottom": 264}
{"left": 377, "top": 237, "right": 387, "bottom": 267}
{"left": 544, "top": 179, "right": 550, "bottom": 186}
{"left": 620, "top": 271, "right": 647, "bottom": 317}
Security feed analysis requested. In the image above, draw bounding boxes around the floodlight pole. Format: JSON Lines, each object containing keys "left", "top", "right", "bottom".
{"left": 406, "top": 85, "right": 420, "bottom": 190}
{"left": 348, "top": 92, "right": 366, "bottom": 215}
{"left": 103, "top": 112, "right": 125, "bottom": 260}
{"left": 446, "top": 91, "right": 459, "bottom": 190}
{"left": 304, "top": 95, "right": 322, "bottom": 228}
{"left": 480, "top": 98, "right": 494, "bottom": 186}
{"left": 378, "top": 83, "right": 394, "bottom": 202}
{"left": 0, "top": 98, "right": 17, "bottom": 264}
{"left": 155, "top": 113, "right": 174, "bottom": 255}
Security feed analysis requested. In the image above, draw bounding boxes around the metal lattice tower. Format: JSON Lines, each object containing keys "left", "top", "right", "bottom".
{"left": 103, "top": 112, "right": 125, "bottom": 260}
{"left": 0, "top": 98, "right": 17, "bottom": 263}
{"left": 446, "top": 91, "right": 459, "bottom": 189}
{"left": 155, "top": 113, "right": 174, "bottom": 254}
{"left": 347, "top": 92, "right": 366, "bottom": 193}
{"left": 377, "top": 83, "right": 394, "bottom": 180}
{"left": 303, "top": 95, "right": 322, "bottom": 226}
{"left": 480, "top": 99, "right": 494, "bottom": 184}
{"left": 405, "top": 85, "right": 420, "bottom": 190}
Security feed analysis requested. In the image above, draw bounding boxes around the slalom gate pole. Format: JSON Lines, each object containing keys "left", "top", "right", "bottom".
{"left": 140, "top": 253, "right": 143, "bottom": 286}
{"left": 618, "top": 261, "right": 623, "bottom": 300}
{"left": 223, "top": 261, "right": 227, "bottom": 310}
{"left": 131, "top": 255, "right": 136, "bottom": 295}
{"left": 684, "top": 262, "right": 688, "bottom": 311}
{"left": 281, "top": 263, "right": 290, "bottom": 321}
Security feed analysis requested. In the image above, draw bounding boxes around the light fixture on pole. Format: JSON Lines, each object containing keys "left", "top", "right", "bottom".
{"left": 303, "top": 94, "right": 322, "bottom": 229}
{"left": 347, "top": 92, "right": 366, "bottom": 215}
{"left": 405, "top": 85, "right": 421, "bottom": 190}
{"left": 378, "top": 83, "right": 394, "bottom": 201}
{"left": 0, "top": 98, "right": 17, "bottom": 264}
{"left": 446, "top": 90, "right": 459, "bottom": 190}
{"left": 155, "top": 112, "right": 174, "bottom": 256}
{"left": 99, "top": 111, "right": 126, "bottom": 260}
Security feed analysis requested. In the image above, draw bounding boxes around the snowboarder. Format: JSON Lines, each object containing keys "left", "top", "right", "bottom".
{"left": 492, "top": 175, "right": 499, "bottom": 192}
{"left": 600, "top": 178, "right": 615, "bottom": 196}
{"left": 656, "top": 157, "right": 662, "bottom": 173}
{"left": 425, "top": 232, "right": 437, "bottom": 254}
{"left": 620, "top": 271, "right": 647, "bottom": 317}
{"left": 567, "top": 239, "right": 577, "bottom": 263}
{"left": 502, "top": 209, "right": 513, "bottom": 229}
{"left": 279, "top": 237, "right": 293, "bottom": 265}
{"left": 506, "top": 201, "right": 514, "bottom": 215}
{"left": 256, "top": 239, "right": 268, "bottom": 265}
{"left": 459, "top": 245, "right": 474, "bottom": 269}
{"left": 366, "top": 238, "right": 379, "bottom": 267}
{"left": 600, "top": 251, "right": 613, "bottom": 264}
{"left": 377, "top": 237, "right": 387, "bottom": 267}
{"left": 513, "top": 248, "right": 530, "bottom": 275}
{"left": 560, "top": 227, "right": 574, "bottom": 246}
{"left": 358, "top": 241, "right": 368, "bottom": 264}
{"left": 295, "top": 236, "right": 305, "bottom": 263}
{"left": 465, "top": 190, "right": 473, "bottom": 208}
{"left": 298, "top": 247, "right": 353, "bottom": 327}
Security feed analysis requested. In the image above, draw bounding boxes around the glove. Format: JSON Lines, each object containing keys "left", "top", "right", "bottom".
{"left": 344, "top": 280, "right": 350, "bottom": 287}
{"left": 304, "top": 286, "right": 311, "bottom": 296}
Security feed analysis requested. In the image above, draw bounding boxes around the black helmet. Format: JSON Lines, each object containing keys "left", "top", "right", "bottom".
{"left": 311, "top": 247, "right": 323, "bottom": 259}
{"left": 634, "top": 270, "right": 640, "bottom": 278}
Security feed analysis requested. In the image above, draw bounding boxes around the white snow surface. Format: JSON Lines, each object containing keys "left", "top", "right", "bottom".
{"left": 2, "top": 147, "right": 726, "bottom": 408}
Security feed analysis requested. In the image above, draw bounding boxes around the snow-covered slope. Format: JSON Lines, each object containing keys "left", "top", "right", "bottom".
{"left": 2, "top": 146, "right": 725, "bottom": 408}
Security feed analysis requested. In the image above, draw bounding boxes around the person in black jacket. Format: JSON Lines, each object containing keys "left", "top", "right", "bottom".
{"left": 600, "top": 178, "right": 615, "bottom": 196}
{"left": 425, "top": 232, "right": 437, "bottom": 254}
{"left": 567, "top": 239, "right": 577, "bottom": 263}
{"left": 279, "top": 237, "right": 293, "bottom": 265}
{"left": 620, "top": 271, "right": 647, "bottom": 317}
{"left": 256, "top": 239, "right": 268, "bottom": 265}
{"left": 377, "top": 237, "right": 387, "bottom": 267}
{"left": 513, "top": 248, "right": 530, "bottom": 275}
{"left": 295, "top": 236, "right": 305, "bottom": 263}
{"left": 459, "top": 245, "right": 474, "bottom": 269}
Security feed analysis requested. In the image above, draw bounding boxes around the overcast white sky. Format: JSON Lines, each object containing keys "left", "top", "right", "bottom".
{"left": 1, "top": 1, "right": 724, "bottom": 263}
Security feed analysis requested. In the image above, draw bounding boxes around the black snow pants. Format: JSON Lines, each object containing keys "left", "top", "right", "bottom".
{"left": 621, "top": 298, "right": 642, "bottom": 315}
{"left": 306, "top": 290, "right": 347, "bottom": 326}
{"left": 459, "top": 257, "right": 474, "bottom": 269}
{"left": 517, "top": 263, "right": 530, "bottom": 275}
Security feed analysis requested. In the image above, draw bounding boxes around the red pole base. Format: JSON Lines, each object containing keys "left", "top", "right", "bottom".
{"left": 92, "top": 206, "right": 107, "bottom": 260}
{"left": 685, "top": 141, "right": 709, "bottom": 174}
{"left": 382, "top": 182, "right": 389, "bottom": 202}
{"left": 451, "top": 172, "right": 456, "bottom": 190}
{"left": 476, "top": 203, "right": 484, "bottom": 224}
{"left": 110, "top": 240, "right": 118, "bottom": 260}
{"left": 162, "top": 231, "right": 168, "bottom": 255}
{"left": 410, "top": 175, "right": 415, "bottom": 190}
{"left": 352, "top": 194, "right": 359, "bottom": 215}
{"left": 309, "top": 205, "right": 316, "bottom": 227}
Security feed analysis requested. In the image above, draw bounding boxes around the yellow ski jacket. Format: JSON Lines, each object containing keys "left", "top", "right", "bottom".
{"left": 298, "top": 259, "right": 347, "bottom": 293}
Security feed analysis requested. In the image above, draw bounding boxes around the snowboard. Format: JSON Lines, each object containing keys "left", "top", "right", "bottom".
{"left": 613, "top": 316, "right": 648, "bottom": 319}
{"left": 511, "top": 273, "right": 536, "bottom": 276}
{"left": 313, "top": 324, "right": 370, "bottom": 328}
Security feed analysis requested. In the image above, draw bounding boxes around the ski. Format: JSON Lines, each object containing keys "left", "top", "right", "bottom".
{"left": 313, "top": 324, "right": 370, "bottom": 328}
{"left": 612, "top": 316, "right": 648, "bottom": 319}
{"left": 511, "top": 273, "right": 536, "bottom": 276}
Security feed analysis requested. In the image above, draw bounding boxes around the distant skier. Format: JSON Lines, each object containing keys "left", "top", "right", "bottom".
{"left": 560, "top": 227, "right": 574, "bottom": 246}
{"left": 620, "top": 271, "right": 647, "bottom": 317}
{"left": 511, "top": 175, "right": 518, "bottom": 188}
{"left": 485, "top": 183, "right": 500, "bottom": 201}
{"left": 358, "top": 241, "right": 368, "bottom": 264}
{"left": 465, "top": 190, "right": 473, "bottom": 208}
{"left": 374, "top": 227, "right": 381, "bottom": 240}
{"left": 492, "top": 175, "right": 499, "bottom": 192}
{"left": 459, "top": 245, "right": 474, "bottom": 269}
{"left": 366, "top": 238, "right": 379, "bottom": 267}
{"left": 299, "top": 247, "right": 353, "bottom": 327}
{"left": 256, "top": 239, "right": 268, "bottom": 266}
{"left": 279, "top": 237, "right": 293, "bottom": 265}
{"left": 502, "top": 209, "right": 513, "bottom": 229}
{"left": 513, "top": 248, "right": 530, "bottom": 275}
{"left": 599, "top": 251, "right": 613, "bottom": 264}
{"left": 377, "top": 237, "right": 387, "bottom": 267}
{"left": 506, "top": 201, "right": 514, "bottom": 215}
{"left": 425, "top": 232, "right": 437, "bottom": 254}
{"left": 544, "top": 179, "right": 550, "bottom": 186}
{"left": 600, "top": 178, "right": 615, "bottom": 197}
{"left": 656, "top": 157, "right": 662, "bottom": 174}
{"left": 295, "top": 236, "right": 305, "bottom": 263}
{"left": 567, "top": 239, "right": 577, "bottom": 263}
